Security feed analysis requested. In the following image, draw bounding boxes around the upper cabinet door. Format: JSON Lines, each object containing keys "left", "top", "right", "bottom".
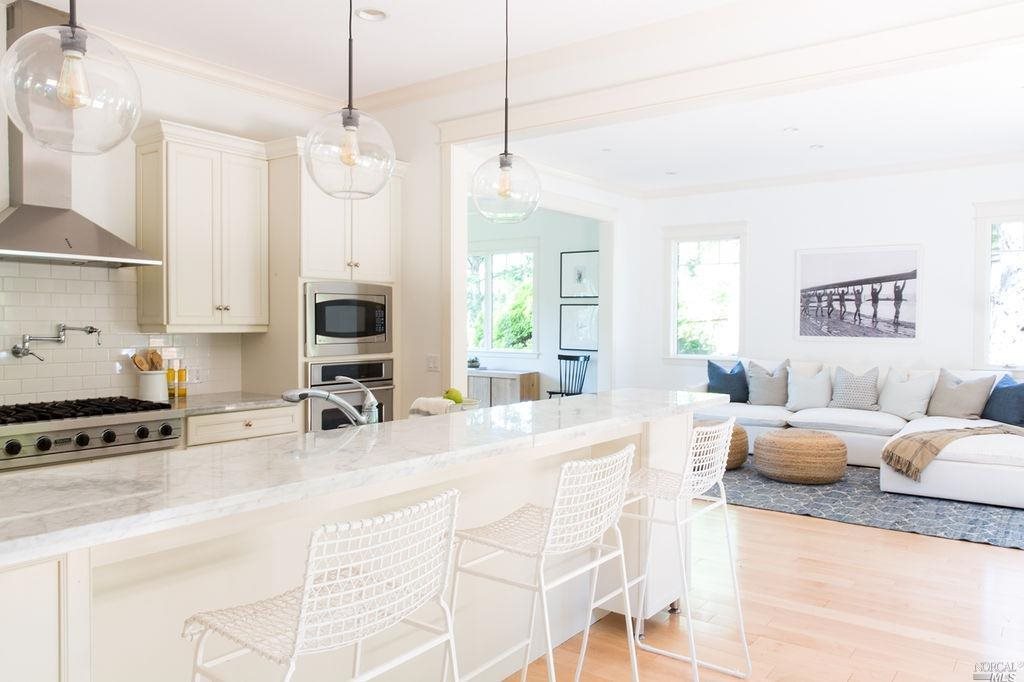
{"left": 221, "top": 154, "right": 269, "bottom": 326}
{"left": 349, "top": 182, "right": 394, "bottom": 283}
{"left": 167, "top": 142, "right": 221, "bottom": 326}
{"left": 300, "top": 165, "right": 351, "bottom": 280}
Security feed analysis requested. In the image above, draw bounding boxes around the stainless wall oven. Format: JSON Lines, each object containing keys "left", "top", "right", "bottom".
{"left": 308, "top": 359, "right": 395, "bottom": 431}
{"left": 305, "top": 281, "right": 393, "bottom": 357}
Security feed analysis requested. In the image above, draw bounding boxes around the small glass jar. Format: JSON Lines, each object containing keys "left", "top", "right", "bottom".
{"left": 166, "top": 367, "right": 176, "bottom": 399}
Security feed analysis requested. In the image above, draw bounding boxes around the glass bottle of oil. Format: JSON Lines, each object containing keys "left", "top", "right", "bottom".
{"left": 166, "top": 365, "right": 176, "bottom": 399}
{"left": 176, "top": 365, "right": 188, "bottom": 398}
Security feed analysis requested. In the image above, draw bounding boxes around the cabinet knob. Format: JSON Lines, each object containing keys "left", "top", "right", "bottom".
{"left": 243, "top": 420, "right": 254, "bottom": 428}
{"left": 353, "top": 262, "right": 360, "bottom": 268}
{"left": 215, "top": 305, "right": 224, "bottom": 311}
{"left": 224, "top": 305, "right": 231, "bottom": 311}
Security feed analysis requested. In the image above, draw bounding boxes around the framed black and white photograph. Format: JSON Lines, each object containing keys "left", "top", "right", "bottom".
{"left": 560, "top": 250, "right": 599, "bottom": 298}
{"left": 560, "top": 304, "right": 599, "bottom": 351}
{"left": 796, "top": 245, "right": 920, "bottom": 340}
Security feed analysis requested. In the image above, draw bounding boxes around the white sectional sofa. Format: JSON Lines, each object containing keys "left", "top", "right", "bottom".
{"left": 688, "top": 360, "right": 1024, "bottom": 508}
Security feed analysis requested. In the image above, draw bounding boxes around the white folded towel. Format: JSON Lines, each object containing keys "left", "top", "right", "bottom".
{"left": 409, "top": 396, "right": 455, "bottom": 417}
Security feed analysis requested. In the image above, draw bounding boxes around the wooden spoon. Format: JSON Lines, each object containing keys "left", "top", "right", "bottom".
{"left": 147, "top": 349, "right": 163, "bottom": 371}
{"left": 132, "top": 354, "right": 150, "bottom": 371}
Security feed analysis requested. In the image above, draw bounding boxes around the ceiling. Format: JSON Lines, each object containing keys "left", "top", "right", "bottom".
{"left": 488, "top": 52, "right": 1024, "bottom": 195}
{"left": 39, "top": 0, "right": 738, "bottom": 97}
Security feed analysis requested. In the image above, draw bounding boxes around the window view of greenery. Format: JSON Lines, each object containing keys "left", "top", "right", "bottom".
{"left": 674, "top": 237, "right": 740, "bottom": 356}
{"left": 466, "top": 250, "right": 535, "bottom": 351}
{"left": 988, "top": 221, "right": 1024, "bottom": 366}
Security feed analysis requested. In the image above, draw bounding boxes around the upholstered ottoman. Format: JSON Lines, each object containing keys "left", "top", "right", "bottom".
{"left": 696, "top": 420, "right": 749, "bottom": 470}
{"left": 754, "top": 429, "right": 847, "bottom": 484}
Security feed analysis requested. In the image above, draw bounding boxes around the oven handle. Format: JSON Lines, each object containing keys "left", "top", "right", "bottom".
{"left": 315, "top": 384, "right": 395, "bottom": 393}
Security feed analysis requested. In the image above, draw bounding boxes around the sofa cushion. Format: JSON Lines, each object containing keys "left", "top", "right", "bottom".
{"left": 878, "top": 371, "right": 935, "bottom": 420}
{"left": 748, "top": 360, "right": 788, "bottom": 406}
{"left": 786, "top": 369, "right": 831, "bottom": 411}
{"left": 981, "top": 375, "right": 1024, "bottom": 427}
{"left": 788, "top": 407, "right": 907, "bottom": 437}
{"left": 829, "top": 366, "right": 880, "bottom": 411}
{"left": 890, "top": 417, "right": 1024, "bottom": 468}
{"left": 927, "top": 369, "right": 996, "bottom": 419}
{"left": 708, "top": 361, "right": 748, "bottom": 403}
{"left": 696, "top": 403, "right": 793, "bottom": 428}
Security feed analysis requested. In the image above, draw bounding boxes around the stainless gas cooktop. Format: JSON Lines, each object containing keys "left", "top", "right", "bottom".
{"left": 0, "top": 397, "right": 183, "bottom": 471}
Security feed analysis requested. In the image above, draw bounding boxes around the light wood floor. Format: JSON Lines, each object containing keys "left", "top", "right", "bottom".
{"left": 510, "top": 505, "right": 1024, "bottom": 681}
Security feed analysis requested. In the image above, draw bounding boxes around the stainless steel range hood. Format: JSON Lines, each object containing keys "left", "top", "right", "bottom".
{"left": 0, "top": 0, "right": 159, "bottom": 269}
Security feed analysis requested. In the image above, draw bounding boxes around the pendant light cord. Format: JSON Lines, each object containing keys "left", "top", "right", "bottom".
{"left": 68, "top": 0, "right": 78, "bottom": 28}
{"left": 503, "top": 0, "right": 509, "bottom": 156}
{"left": 347, "top": 0, "right": 354, "bottom": 110}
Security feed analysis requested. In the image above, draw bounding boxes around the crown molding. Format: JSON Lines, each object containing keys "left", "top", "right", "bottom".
{"left": 133, "top": 120, "right": 268, "bottom": 158}
{"left": 93, "top": 27, "right": 344, "bottom": 114}
{"left": 641, "top": 151, "right": 1024, "bottom": 200}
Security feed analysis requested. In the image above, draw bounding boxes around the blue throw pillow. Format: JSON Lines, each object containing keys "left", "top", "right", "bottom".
{"left": 708, "top": 361, "right": 749, "bottom": 403}
{"left": 981, "top": 375, "right": 1024, "bottom": 427}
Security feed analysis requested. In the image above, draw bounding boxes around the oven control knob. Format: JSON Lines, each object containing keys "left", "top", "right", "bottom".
{"left": 4, "top": 439, "right": 22, "bottom": 456}
{"left": 159, "top": 423, "right": 174, "bottom": 437}
{"left": 35, "top": 436, "right": 53, "bottom": 452}
{"left": 74, "top": 433, "right": 90, "bottom": 447}
{"left": 135, "top": 425, "right": 150, "bottom": 440}
{"left": 102, "top": 430, "right": 117, "bottom": 444}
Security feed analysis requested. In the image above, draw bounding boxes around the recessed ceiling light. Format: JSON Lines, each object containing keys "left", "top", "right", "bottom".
{"left": 600, "top": 147, "right": 613, "bottom": 152}
{"left": 355, "top": 7, "right": 387, "bottom": 21}
{"left": 782, "top": 127, "right": 800, "bottom": 133}
{"left": 665, "top": 171, "right": 678, "bottom": 176}
{"left": 809, "top": 144, "right": 825, "bottom": 150}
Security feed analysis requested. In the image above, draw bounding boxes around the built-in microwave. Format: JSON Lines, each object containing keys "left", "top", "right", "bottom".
{"left": 305, "top": 281, "right": 393, "bottom": 357}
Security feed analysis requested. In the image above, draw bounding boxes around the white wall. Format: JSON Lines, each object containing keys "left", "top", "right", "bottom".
{"left": 469, "top": 207, "right": 601, "bottom": 394}
{"left": 615, "top": 161, "right": 1024, "bottom": 389}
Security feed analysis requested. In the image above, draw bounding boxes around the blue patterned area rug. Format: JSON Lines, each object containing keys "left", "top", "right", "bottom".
{"left": 723, "top": 459, "right": 1024, "bottom": 550}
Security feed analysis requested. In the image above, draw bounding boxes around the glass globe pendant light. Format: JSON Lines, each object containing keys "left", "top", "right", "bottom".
{"left": 0, "top": 0, "right": 142, "bottom": 155}
{"left": 304, "top": 0, "right": 395, "bottom": 199}
{"left": 470, "top": 0, "right": 540, "bottom": 224}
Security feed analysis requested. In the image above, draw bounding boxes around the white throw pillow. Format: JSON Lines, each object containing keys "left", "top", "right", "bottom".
{"left": 878, "top": 371, "right": 935, "bottom": 420}
{"left": 785, "top": 369, "right": 832, "bottom": 411}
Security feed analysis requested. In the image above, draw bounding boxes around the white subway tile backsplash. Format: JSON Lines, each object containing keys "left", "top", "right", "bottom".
{"left": 0, "top": 266, "right": 242, "bottom": 403}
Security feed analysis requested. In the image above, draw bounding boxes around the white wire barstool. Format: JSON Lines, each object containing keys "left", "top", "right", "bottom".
{"left": 623, "top": 418, "right": 751, "bottom": 681}
{"left": 445, "top": 445, "right": 640, "bottom": 682}
{"left": 182, "top": 489, "right": 461, "bottom": 682}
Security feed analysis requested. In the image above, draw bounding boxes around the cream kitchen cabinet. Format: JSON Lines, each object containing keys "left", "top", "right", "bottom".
{"left": 276, "top": 138, "right": 404, "bottom": 284}
{"left": 135, "top": 121, "right": 269, "bottom": 333}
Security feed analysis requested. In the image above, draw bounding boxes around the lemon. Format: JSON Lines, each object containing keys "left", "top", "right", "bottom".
{"left": 443, "top": 387, "right": 463, "bottom": 404}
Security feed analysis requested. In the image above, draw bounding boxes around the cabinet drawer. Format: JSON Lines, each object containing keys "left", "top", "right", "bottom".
{"left": 186, "top": 406, "right": 299, "bottom": 446}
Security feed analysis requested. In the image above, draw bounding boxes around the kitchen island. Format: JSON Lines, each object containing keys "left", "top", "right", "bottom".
{"left": 0, "top": 389, "right": 725, "bottom": 681}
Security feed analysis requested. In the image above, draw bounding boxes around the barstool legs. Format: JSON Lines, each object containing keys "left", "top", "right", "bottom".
{"left": 536, "top": 559, "right": 559, "bottom": 680}
{"left": 573, "top": 548, "right": 602, "bottom": 682}
{"left": 519, "top": 590, "right": 540, "bottom": 682}
{"left": 674, "top": 504, "right": 701, "bottom": 682}
{"left": 720, "top": 489, "right": 752, "bottom": 677}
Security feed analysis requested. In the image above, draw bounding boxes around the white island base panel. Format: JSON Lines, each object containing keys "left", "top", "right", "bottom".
{"left": 0, "top": 389, "right": 726, "bottom": 682}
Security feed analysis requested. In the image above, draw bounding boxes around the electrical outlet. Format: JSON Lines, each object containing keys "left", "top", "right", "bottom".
{"left": 426, "top": 354, "right": 441, "bottom": 373}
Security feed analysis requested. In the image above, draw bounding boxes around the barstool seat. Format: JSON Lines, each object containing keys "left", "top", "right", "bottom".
{"left": 184, "top": 588, "right": 303, "bottom": 666}
{"left": 628, "top": 467, "right": 688, "bottom": 501}
{"left": 456, "top": 503, "right": 551, "bottom": 556}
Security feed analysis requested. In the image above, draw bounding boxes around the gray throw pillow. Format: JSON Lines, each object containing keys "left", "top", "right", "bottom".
{"left": 747, "top": 360, "right": 789, "bottom": 406}
{"left": 927, "top": 369, "right": 996, "bottom": 419}
{"left": 829, "top": 367, "right": 880, "bottom": 411}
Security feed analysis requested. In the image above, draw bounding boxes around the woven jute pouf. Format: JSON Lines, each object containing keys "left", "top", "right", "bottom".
{"left": 753, "top": 428, "right": 847, "bottom": 484}
{"left": 695, "top": 420, "right": 749, "bottom": 470}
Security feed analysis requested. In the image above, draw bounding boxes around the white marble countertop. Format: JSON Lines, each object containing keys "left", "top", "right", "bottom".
{"left": 170, "top": 391, "right": 291, "bottom": 416}
{"left": 0, "top": 389, "right": 725, "bottom": 567}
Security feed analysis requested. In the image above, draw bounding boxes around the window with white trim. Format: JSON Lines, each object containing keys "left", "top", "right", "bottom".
{"left": 976, "top": 204, "right": 1024, "bottom": 368}
{"left": 467, "top": 247, "right": 537, "bottom": 352}
{"left": 668, "top": 228, "right": 743, "bottom": 357}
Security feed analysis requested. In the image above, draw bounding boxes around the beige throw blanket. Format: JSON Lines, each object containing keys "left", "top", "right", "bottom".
{"left": 882, "top": 425, "right": 1024, "bottom": 481}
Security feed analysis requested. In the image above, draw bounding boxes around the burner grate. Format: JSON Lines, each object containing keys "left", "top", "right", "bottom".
{"left": 0, "top": 397, "right": 172, "bottom": 425}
